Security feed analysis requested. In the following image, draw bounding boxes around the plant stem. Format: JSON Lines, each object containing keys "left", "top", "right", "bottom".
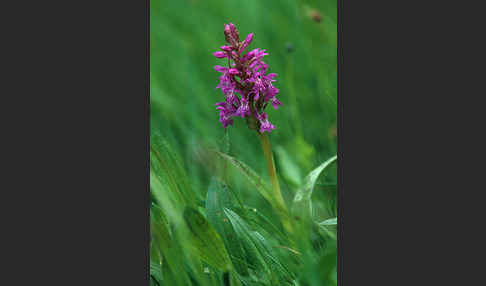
{"left": 258, "top": 132, "right": 283, "bottom": 206}
{"left": 257, "top": 132, "right": 293, "bottom": 233}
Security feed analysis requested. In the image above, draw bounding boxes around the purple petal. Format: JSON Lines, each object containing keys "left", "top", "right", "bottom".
{"left": 228, "top": 68, "right": 239, "bottom": 75}
{"left": 220, "top": 45, "right": 232, "bottom": 52}
{"left": 267, "top": 73, "right": 277, "bottom": 79}
{"left": 271, "top": 97, "right": 282, "bottom": 109}
{"left": 213, "top": 51, "right": 227, "bottom": 58}
{"left": 239, "top": 33, "right": 254, "bottom": 53}
{"left": 259, "top": 121, "right": 275, "bottom": 133}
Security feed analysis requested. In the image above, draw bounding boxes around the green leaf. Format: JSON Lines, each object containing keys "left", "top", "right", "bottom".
{"left": 224, "top": 209, "right": 270, "bottom": 274}
{"left": 249, "top": 231, "right": 294, "bottom": 283}
{"left": 183, "top": 207, "right": 232, "bottom": 271}
{"left": 150, "top": 133, "right": 197, "bottom": 208}
{"left": 150, "top": 260, "right": 164, "bottom": 283}
{"left": 205, "top": 177, "right": 249, "bottom": 276}
{"left": 293, "top": 155, "right": 337, "bottom": 203}
{"left": 233, "top": 205, "right": 288, "bottom": 246}
{"left": 150, "top": 169, "right": 182, "bottom": 226}
{"left": 150, "top": 204, "right": 171, "bottom": 253}
{"left": 150, "top": 204, "right": 191, "bottom": 286}
{"left": 224, "top": 209, "right": 294, "bottom": 285}
{"left": 319, "top": 217, "right": 337, "bottom": 226}
{"left": 291, "top": 155, "right": 337, "bottom": 243}
{"left": 211, "top": 150, "right": 274, "bottom": 209}
{"left": 150, "top": 220, "right": 164, "bottom": 284}
{"left": 316, "top": 223, "right": 337, "bottom": 241}
{"left": 317, "top": 217, "right": 337, "bottom": 240}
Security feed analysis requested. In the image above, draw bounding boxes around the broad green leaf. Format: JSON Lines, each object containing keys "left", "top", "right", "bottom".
{"left": 249, "top": 231, "right": 294, "bottom": 284}
{"left": 224, "top": 209, "right": 294, "bottom": 285}
{"left": 224, "top": 209, "right": 270, "bottom": 275}
{"left": 183, "top": 207, "right": 232, "bottom": 271}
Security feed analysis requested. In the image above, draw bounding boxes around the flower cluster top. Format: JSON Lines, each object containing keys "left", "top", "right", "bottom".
{"left": 213, "top": 22, "right": 281, "bottom": 133}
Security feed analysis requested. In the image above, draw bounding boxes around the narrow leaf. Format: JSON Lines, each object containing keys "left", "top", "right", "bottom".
{"left": 150, "top": 204, "right": 191, "bottom": 286}
{"left": 205, "top": 177, "right": 248, "bottom": 275}
{"left": 293, "top": 155, "right": 337, "bottom": 203}
{"left": 212, "top": 150, "right": 274, "bottom": 208}
{"left": 224, "top": 208, "right": 294, "bottom": 284}
{"left": 183, "top": 207, "right": 232, "bottom": 271}
{"left": 150, "top": 133, "right": 197, "bottom": 208}
{"left": 319, "top": 217, "right": 337, "bottom": 226}
{"left": 291, "top": 155, "right": 337, "bottom": 243}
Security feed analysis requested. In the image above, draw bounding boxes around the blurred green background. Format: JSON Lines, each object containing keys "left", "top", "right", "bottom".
{"left": 150, "top": 0, "right": 337, "bottom": 284}
{"left": 150, "top": 0, "right": 337, "bottom": 197}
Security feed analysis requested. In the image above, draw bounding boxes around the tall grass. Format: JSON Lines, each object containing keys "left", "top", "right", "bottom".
{"left": 150, "top": 0, "right": 337, "bottom": 285}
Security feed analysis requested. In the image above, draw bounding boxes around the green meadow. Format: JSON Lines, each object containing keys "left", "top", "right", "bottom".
{"left": 150, "top": 0, "right": 337, "bottom": 285}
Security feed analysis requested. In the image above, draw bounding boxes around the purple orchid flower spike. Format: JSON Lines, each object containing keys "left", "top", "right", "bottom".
{"left": 212, "top": 23, "right": 293, "bottom": 234}
{"left": 213, "top": 22, "right": 281, "bottom": 133}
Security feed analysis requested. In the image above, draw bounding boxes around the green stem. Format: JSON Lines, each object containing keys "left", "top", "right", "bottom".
{"left": 257, "top": 132, "right": 293, "bottom": 234}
